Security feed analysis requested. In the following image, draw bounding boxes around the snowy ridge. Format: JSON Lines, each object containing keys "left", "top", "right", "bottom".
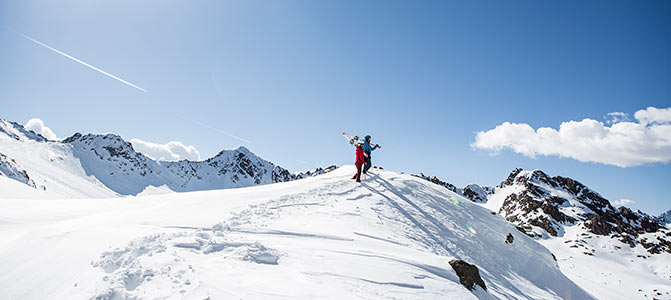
{"left": 0, "top": 121, "right": 118, "bottom": 198}
{"left": 411, "top": 173, "right": 458, "bottom": 193}
{"left": 0, "top": 166, "right": 594, "bottom": 300}
{"left": 63, "top": 132, "right": 174, "bottom": 195}
{"left": 161, "top": 146, "right": 296, "bottom": 191}
{"left": 0, "top": 118, "right": 47, "bottom": 142}
{"left": 294, "top": 165, "right": 338, "bottom": 179}
{"left": 0, "top": 118, "right": 330, "bottom": 197}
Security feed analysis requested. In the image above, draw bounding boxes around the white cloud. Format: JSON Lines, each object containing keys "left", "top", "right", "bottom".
{"left": 25, "top": 118, "right": 58, "bottom": 140}
{"left": 130, "top": 139, "right": 201, "bottom": 162}
{"left": 634, "top": 106, "right": 671, "bottom": 125}
{"left": 472, "top": 107, "right": 671, "bottom": 167}
{"left": 611, "top": 199, "right": 636, "bottom": 206}
{"left": 605, "top": 112, "right": 630, "bottom": 124}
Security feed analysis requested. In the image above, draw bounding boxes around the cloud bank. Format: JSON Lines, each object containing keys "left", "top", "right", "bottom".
{"left": 472, "top": 107, "right": 671, "bottom": 167}
{"left": 130, "top": 139, "right": 201, "bottom": 162}
{"left": 25, "top": 118, "right": 58, "bottom": 140}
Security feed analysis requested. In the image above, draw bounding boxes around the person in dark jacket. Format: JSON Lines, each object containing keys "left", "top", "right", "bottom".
{"left": 352, "top": 142, "right": 366, "bottom": 182}
{"left": 362, "top": 135, "right": 380, "bottom": 174}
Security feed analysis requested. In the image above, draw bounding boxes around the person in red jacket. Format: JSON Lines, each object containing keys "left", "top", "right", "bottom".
{"left": 352, "top": 142, "right": 366, "bottom": 182}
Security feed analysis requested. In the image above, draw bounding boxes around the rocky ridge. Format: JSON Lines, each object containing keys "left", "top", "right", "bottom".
{"left": 490, "top": 168, "right": 670, "bottom": 254}
{"left": 0, "top": 152, "right": 37, "bottom": 189}
{"left": 0, "top": 119, "right": 47, "bottom": 142}
{"left": 411, "top": 168, "right": 670, "bottom": 255}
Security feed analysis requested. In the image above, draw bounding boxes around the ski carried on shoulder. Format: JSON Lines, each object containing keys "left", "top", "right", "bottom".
{"left": 342, "top": 132, "right": 361, "bottom": 146}
{"left": 342, "top": 132, "right": 383, "bottom": 148}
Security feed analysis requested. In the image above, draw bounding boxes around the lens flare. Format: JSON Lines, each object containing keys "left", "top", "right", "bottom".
{"left": 451, "top": 198, "right": 460, "bottom": 205}
{"left": 467, "top": 226, "right": 477, "bottom": 235}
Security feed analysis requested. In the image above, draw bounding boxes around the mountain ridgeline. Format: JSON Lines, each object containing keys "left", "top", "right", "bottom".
{"left": 416, "top": 168, "right": 671, "bottom": 256}
{"left": 0, "top": 118, "right": 335, "bottom": 196}
{"left": 62, "top": 132, "right": 336, "bottom": 195}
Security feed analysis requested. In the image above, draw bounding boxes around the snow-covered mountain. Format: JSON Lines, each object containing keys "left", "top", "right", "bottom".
{"left": 453, "top": 168, "right": 671, "bottom": 300}
{"left": 480, "top": 168, "right": 670, "bottom": 254}
{"left": 0, "top": 118, "right": 333, "bottom": 197}
{"left": 162, "top": 146, "right": 299, "bottom": 192}
{"left": 0, "top": 166, "right": 595, "bottom": 299}
{"left": 62, "top": 132, "right": 176, "bottom": 195}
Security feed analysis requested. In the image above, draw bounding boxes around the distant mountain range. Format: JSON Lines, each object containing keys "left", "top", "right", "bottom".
{"left": 0, "top": 118, "right": 335, "bottom": 197}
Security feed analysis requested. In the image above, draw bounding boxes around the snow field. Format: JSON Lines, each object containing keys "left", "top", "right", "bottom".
{"left": 0, "top": 166, "right": 593, "bottom": 299}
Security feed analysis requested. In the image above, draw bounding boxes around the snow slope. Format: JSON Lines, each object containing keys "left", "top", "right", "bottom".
{"left": 0, "top": 166, "right": 592, "bottom": 300}
{"left": 0, "top": 175, "right": 48, "bottom": 199}
{"left": 0, "top": 133, "right": 119, "bottom": 198}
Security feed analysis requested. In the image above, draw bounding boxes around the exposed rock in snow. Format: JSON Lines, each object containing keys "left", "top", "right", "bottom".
{"left": 294, "top": 165, "right": 338, "bottom": 179}
{"left": 461, "top": 184, "right": 494, "bottom": 203}
{"left": 0, "top": 152, "right": 37, "bottom": 188}
{"left": 0, "top": 118, "right": 48, "bottom": 142}
{"left": 411, "top": 173, "right": 458, "bottom": 193}
{"left": 505, "top": 233, "right": 514, "bottom": 244}
{"left": 449, "top": 260, "right": 487, "bottom": 291}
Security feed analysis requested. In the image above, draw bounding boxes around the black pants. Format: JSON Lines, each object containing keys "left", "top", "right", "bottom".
{"left": 363, "top": 156, "right": 372, "bottom": 174}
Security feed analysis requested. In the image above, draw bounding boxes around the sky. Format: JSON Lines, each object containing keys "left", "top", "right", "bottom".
{"left": 1, "top": 0, "right": 669, "bottom": 214}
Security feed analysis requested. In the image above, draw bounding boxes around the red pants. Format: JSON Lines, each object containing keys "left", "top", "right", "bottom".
{"left": 353, "top": 163, "right": 363, "bottom": 182}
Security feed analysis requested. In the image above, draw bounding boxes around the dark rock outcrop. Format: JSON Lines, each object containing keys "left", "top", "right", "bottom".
{"left": 462, "top": 184, "right": 494, "bottom": 203}
{"left": 0, "top": 152, "right": 37, "bottom": 188}
{"left": 412, "top": 173, "right": 457, "bottom": 193}
{"left": 449, "top": 260, "right": 486, "bottom": 291}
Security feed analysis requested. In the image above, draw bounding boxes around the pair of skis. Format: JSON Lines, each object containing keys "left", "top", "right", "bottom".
{"left": 342, "top": 132, "right": 382, "bottom": 148}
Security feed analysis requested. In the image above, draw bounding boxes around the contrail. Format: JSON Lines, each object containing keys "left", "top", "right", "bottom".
{"left": 178, "top": 116, "right": 252, "bottom": 144}
{"left": 16, "top": 31, "right": 148, "bottom": 93}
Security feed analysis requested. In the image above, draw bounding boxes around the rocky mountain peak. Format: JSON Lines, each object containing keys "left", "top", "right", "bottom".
{"left": 494, "top": 168, "right": 670, "bottom": 254}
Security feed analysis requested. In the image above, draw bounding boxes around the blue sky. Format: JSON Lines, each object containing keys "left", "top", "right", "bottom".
{"left": 1, "top": 0, "right": 669, "bottom": 214}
